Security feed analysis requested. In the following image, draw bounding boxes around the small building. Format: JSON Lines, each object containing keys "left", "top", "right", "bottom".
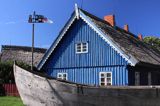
{"left": 37, "top": 6, "right": 160, "bottom": 86}
{"left": 0, "top": 45, "right": 46, "bottom": 66}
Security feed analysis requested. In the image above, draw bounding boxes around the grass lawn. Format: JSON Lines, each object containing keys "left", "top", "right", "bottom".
{"left": 0, "top": 96, "right": 23, "bottom": 106}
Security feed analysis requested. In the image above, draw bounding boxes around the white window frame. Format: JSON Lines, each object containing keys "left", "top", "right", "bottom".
{"left": 75, "top": 42, "right": 88, "bottom": 54}
{"left": 57, "top": 73, "right": 68, "bottom": 80}
{"left": 99, "top": 72, "right": 112, "bottom": 86}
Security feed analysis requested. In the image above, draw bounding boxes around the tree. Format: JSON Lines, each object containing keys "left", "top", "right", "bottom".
{"left": 0, "top": 61, "right": 30, "bottom": 84}
{"left": 143, "top": 36, "right": 160, "bottom": 51}
{"left": 0, "top": 61, "right": 14, "bottom": 83}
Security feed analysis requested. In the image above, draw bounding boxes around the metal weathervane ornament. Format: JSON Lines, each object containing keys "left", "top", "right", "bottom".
{"left": 28, "top": 11, "right": 53, "bottom": 71}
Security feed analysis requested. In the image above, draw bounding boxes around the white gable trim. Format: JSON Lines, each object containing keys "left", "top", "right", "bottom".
{"left": 37, "top": 13, "right": 77, "bottom": 70}
{"left": 79, "top": 11, "right": 138, "bottom": 66}
{"left": 38, "top": 9, "right": 138, "bottom": 70}
{"left": 75, "top": 3, "right": 80, "bottom": 19}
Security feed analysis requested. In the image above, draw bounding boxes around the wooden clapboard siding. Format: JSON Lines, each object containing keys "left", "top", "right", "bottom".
{"left": 43, "top": 19, "right": 128, "bottom": 86}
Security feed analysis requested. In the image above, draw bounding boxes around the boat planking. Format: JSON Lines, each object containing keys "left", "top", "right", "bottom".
{"left": 14, "top": 64, "right": 160, "bottom": 106}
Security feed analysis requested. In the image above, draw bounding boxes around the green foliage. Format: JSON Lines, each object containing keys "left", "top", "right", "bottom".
{"left": 0, "top": 61, "right": 30, "bottom": 84}
{"left": 16, "top": 61, "right": 31, "bottom": 71}
{"left": 0, "top": 61, "right": 14, "bottom": 84}
{"left": 0, "top": 96, "right": 24, "bottom": 106}
{"left": 143, "top": 36, "right": 160, "bottom": 51}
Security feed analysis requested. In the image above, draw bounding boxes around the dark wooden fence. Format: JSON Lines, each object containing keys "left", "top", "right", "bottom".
{"left": 2, "top": 84, "right": 19, "bottom": 97}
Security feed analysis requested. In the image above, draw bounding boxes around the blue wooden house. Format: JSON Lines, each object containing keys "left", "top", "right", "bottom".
{"left": 37, "top": 5, "right": 160, "bottom": 86}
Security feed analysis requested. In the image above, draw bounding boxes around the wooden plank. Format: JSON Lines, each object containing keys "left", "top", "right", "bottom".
{"left": 14, "top": 64, "right": 160, "bottom": 106}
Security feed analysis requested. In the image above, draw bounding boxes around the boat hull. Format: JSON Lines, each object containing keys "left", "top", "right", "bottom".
{"left": 14, "top": 64, "right": 160, "bottom": 106}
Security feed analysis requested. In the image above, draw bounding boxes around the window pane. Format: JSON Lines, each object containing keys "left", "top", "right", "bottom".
{"left": 77, "top": 48, "right": 81, "bottom": 51}
{"left": 77, "top": 47, "right": 81, "bottom": 50}
{"left": 101, "top": 78, "right": 105, "bottom": 82}
{"left": 101, "top": 73, "right": 105, "bottom": 77}
{"left": 107, "top": 83, "right": 111, "bottom": 86}
{"left": 58, "top": 74, "right": 62, "bottom": 78}
{"left": 77, "top": 46, "right": 81, "bottom": 49}
{"left": 83, "top": 48, "right": 87, "bottom": 52}
{"left": 107, "top": 73, "right": 111, "bottom": 77}
{"left": 107, "top": 78, "right": 111, "bottom": 83}
{"left": 77, "top": 43, "right": 81, "bottom": 46}
{"left": 82, "top": 43, "right": 87, "bottom": 48}
{"left": 83, "top": 46, "right": 87, "bottom": 49}
{"left": 83, "top": 45, "right": 87, "bottom": 48}
{"left": 82, "top": 43, "right": 86, "bottom": 45}
{"left": 101, "top": 83, "right": 105, "bottom": 86}
{"left": 63, "top": 74, "right": 66, "bottom": 77}
{"left": 77, "top": 44, "right": 81, "bottom": 51}
{"left": 77, "top": 49, "right": 81, "bottom": 52}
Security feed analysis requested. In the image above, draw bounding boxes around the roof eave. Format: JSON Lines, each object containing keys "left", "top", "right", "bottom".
{"left": 136, "top": 61, "right": 160, "bottom": 69}
{"left": 79, "top": 10, "right": 138, "bottom": 66}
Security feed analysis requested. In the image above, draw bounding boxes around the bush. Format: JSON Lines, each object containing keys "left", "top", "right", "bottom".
{"left": 0, "top": 61, "right": 14, "bottom": 83}
{"left": 0, "top": 84, "right": 5, "bottom": 96}
{"left": 0, "top": 61, "right": 31, "bottom": 84}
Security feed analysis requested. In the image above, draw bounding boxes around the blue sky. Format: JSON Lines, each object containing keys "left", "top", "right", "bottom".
{"left": 0, "top": 0, "right": 160, "bottom": 50}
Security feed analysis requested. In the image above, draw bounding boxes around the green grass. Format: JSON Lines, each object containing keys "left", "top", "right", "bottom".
{"left": 0, "top": 96, "right": 24, "bottom": 106}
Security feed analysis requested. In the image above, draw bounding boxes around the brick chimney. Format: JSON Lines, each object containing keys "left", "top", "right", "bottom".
{"left": 138, "top": 34, "right": 143, "bottom": 41}
{"left": 104, "top": 15, "right": 115, "bottom": 26}
{"left": 124, "top": 24, "right": 129, "bottom": 32}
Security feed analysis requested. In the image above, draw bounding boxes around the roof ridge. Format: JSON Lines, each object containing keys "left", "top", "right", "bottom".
{"left": 2, "top": 45, "right": 46, "bottom": 49}
{"left": 1, "top": 45, "right": 47, "bottom": 53}
{"left": 80, "top": 9, "right": 112, "bottom": 27}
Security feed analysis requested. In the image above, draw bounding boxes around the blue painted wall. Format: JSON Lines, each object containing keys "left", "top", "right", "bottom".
{"left": 43, "top": 19, "right": 129, "bottom": 86}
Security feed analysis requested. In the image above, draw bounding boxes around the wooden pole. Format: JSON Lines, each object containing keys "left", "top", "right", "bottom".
{"left": 31, "top": 23, "right": 34, "bottom": 71}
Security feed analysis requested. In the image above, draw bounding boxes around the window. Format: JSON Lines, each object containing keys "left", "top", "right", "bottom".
{"left": 148, "top": 72, "right": 151, "bottom": 85}
{"left": 57, "top": 73, "right": 67, "bottom": 80}
{"left": 76, "top": 42, "right": 88, "bottom": 53}
{"left": 99, "top": 72, "right": 112, "bottom": 86}
{"left": 135, "top": 72, "right": 140, "bottom": 85}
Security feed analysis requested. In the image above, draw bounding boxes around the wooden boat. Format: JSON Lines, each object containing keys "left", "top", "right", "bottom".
{"left": 14, "top": 63, "right": 160, "bottom": 106}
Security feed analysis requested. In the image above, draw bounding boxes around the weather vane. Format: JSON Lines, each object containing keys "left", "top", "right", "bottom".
{"left": 28, "top": 11, "right": 53, "bottom": 71}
